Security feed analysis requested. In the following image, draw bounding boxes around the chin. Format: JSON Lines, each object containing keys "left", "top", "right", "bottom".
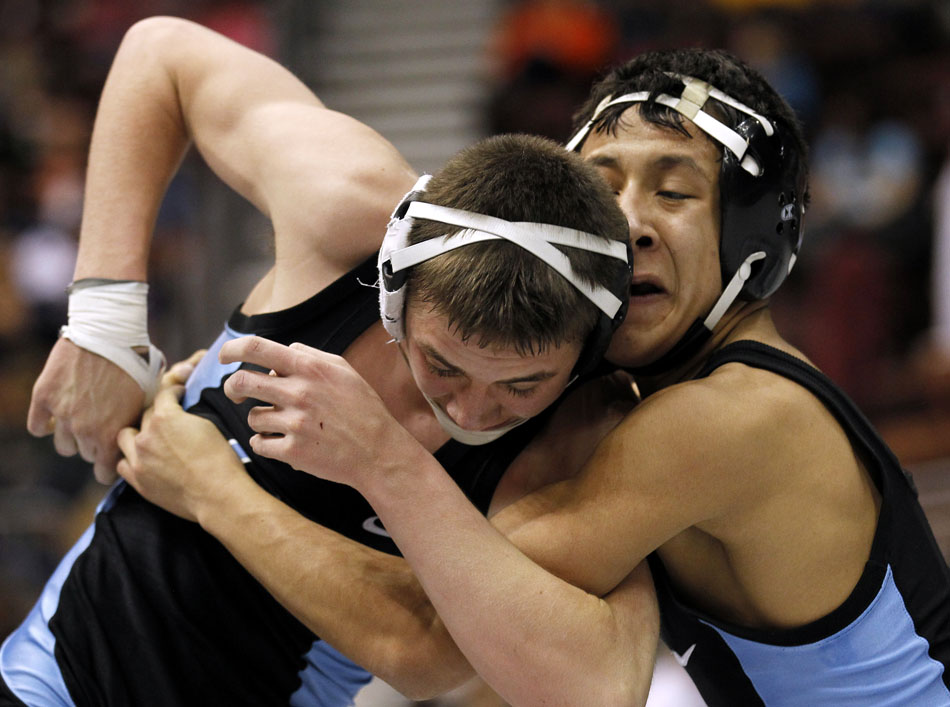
{"left": 605, "top": 329, "right": 663, "bottom": 369}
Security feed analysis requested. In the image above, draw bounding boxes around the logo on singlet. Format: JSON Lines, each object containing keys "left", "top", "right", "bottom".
{"left": 362, "top": 515, "right": 391, "bottom": 538}
{"left": 672, "top": 643, "right": 696, "bottom": 667}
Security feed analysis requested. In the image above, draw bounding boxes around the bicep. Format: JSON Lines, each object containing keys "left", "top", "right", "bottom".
{"left": 143, "top": 17, "right": 415, "bottom": 262}
{"left": 492, "top": 389, "right": 759, "bottom": 596}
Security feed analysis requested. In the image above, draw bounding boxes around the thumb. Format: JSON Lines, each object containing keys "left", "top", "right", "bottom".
{"left": 154, "top": 384, "right": 186, "bottom": 411}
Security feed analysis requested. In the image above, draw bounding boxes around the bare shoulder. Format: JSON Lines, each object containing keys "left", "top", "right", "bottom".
{"left": 261, "top": 107, "right": 417, "bottom": 268}
{"left": 589, "top": 352, "right": 835, "bottom": 523}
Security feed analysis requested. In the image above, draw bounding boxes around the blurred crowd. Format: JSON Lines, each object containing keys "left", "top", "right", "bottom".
{"left": 0, "top": 0, "right": 948, "bottom": 682}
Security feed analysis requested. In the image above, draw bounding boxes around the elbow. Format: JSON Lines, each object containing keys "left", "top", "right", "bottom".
{"left": 366, "top": 632, "right": 474, "bottom": 701}
{"left": 600, "top": 670, "right": 653, "bottom": 707}
{"left": 121, "top": 16, "right": 193, "bottom": 50}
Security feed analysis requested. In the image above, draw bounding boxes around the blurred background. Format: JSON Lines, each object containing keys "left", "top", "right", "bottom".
{"left": 0, "top": 0, "right": 947, "bottom": 705}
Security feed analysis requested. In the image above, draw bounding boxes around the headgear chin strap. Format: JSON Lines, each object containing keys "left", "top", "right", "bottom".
{"left": 625, "top": 250, "right": 765, "bottom": 376}
{"left": 377, "top": 175, "right": 629, "bottom": 344}
{"left": 423, "top": 392, "right": 529, "bottom": 446}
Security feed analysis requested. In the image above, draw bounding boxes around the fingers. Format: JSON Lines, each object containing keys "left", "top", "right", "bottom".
{"left": 116, "top": 426, "right": 138, "bottom": 468}
{"left": 75, "top": 433, "right": 98, "bottom": 465}
{"left": 52, "top": 419, "right": 79, "bottom": 457}
{"left": 26, "top": 393, "right": 53, "bottom": 438}
{"left": 185, "top": 348, "right": 207, "bottom": 366}
{"left": 94, "top": 444, "right": 122, "bottom": 485}
{"left": 161, "top": 348, "right": 206, "bottom": 389}
{"left": 224, "top": 368, "right": 296, "bottom": 407}
{"left": 153, "top": 384, "right": 186, "bottom": 411}
{"left": 94, "top": 458, "right": 120, "bottom": 485}
{"left": 247, "top": 433, "right": 295, "bottom": 468}
{"left": 115, "top": 427, "right": 140, "bottom": 489}
{"left": 219, "top": 336, "right": 300, "bottom": 374}
{"left": 245, "top": 405, "right": 293, "bottom": 437}
{"left": 161, "top": 363, "right": 193, "bottom": 389}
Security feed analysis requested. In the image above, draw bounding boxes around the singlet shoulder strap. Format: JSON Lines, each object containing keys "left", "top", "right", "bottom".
{"left": 697, "top": 340, "right": 913, "bottom": 495}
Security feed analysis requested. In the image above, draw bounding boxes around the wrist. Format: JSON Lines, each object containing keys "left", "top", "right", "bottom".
{"left": 362, "top": 436, "right": 444, "bottom": 512}
{"left": 60, "top": 280, "right": 165, "bottom": 403}
{"left": 193, "top": 465, "right": 261, "bottom": 533}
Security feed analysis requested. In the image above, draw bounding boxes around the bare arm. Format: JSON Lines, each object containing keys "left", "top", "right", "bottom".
{"left": 207, "top": 338, "right": 788, "bottom": 703}
{"left": 117, "top": 386, "right": 474, "bottom": 698}
{"left": 357, "top": 440, "right": 660, "bottom": 707}
{"left": 230, "top": 337, "right": 663, "bottom": 703}
{"left": 28, "top": 16, "right": 415, "bottom": 481}
{"left": 117, "top": 337, "right": 661, "bottom": 702}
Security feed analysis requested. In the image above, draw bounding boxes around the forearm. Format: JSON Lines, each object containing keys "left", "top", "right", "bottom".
{"left": 361, "top": 447, "right": 659, "bottom": 707}
{"left": 75, "top": 18, "right": 192, "bottom": 280}
{"left": 194, "top": 469, "right": 475, "bottom": 698}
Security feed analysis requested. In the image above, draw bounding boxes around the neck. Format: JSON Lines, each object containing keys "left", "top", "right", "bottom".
{"left": 635, "top": 300, "right": 772, "bottom": 396}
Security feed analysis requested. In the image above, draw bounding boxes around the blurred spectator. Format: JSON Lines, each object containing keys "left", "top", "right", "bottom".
{"left": 727, "top": 13, "right": 820, "bottom": 129}
{"left": 487, "top": 0, "right": 620, "bottom": 140}
{"left": 933, "top": 149, "right": 950, "bottom": 361}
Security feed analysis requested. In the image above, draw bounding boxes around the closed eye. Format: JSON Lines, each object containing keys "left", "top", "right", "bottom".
{"left": 427, "top": 362, "right": 460, "bottom": 378}
{"left": 505, "top": 384, "right": 537, "bottom": 398}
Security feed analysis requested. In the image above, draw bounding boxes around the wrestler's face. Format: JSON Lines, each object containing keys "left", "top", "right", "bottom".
{"left": 581, "top": 108, "right": 723, "bottom": 368}
{"left": 402, "top": 302, "right": 582, "bottom": 431}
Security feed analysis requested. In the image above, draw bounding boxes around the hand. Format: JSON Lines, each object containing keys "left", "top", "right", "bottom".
{"left": 160, "top": 348, "right": 206, "bottom": 391}
{"left": 219, "top": 336, "right": 414, "bottom": 489}
{"left": 116, "top": 377, "right": 242, "bottom": 522}
{"left": 27, "top": 338, "right": 146, "bottom": 484}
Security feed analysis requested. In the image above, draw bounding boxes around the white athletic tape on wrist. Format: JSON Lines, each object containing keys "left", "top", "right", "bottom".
{"left": 59, "top": 281, "right": 166, "bottom": 405}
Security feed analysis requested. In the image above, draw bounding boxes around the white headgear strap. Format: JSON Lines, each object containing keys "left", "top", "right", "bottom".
{"left": 60, "top": 281, "right": 166, "bottom": 405}
{"left": 702, "top": 250, "right": 766, "bottom": 331}
{"left": 565, "top": 74, "right": 774, "bottom": 177}
{"left": 378, "top": 175, "right": 628, "bottom": 341}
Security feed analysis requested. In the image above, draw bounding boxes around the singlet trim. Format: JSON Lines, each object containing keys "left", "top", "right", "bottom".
{"left": 655, "top": 339, "right": 896, "bottom": 646}
{"left": 651, "top": 552, "right": 889, "bottom": 647}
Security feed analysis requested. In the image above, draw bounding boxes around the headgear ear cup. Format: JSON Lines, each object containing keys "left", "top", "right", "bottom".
{"left": 719, "top": 119, "right": 805, "bottom": 300}
{"left": 567, "top": 76, "right": 806, "bottom": 305}
{"left": 378, "top": 175, "right": 433, "bottom": 341}
{"left": 573, "top": 239, "right": 632, "bottom": 378}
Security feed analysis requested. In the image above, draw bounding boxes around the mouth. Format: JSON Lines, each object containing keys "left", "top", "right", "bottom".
{"left": 629, "top": 279, "right": 666, "bottom": 298}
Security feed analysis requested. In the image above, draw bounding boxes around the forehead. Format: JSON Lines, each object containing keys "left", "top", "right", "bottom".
{"left": 406, "top": 303, "right": 579, "bottom": 375}
{"left": 580, "top": 108, "right": 722, "bottom": 181}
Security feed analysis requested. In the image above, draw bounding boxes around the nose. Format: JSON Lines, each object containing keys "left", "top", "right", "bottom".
{"left": 443, "top": 383, "right": 501, "bottom": 430}
{"left": 617, "top": 189, "right": 657, "bottom": 253}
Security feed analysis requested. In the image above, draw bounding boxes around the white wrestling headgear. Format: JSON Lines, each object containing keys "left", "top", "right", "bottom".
{"left": 377, "top": 174, "right": 629, "bottom": 342}
{"left": 377, "top": 174, "right": 630, "bottom": 445}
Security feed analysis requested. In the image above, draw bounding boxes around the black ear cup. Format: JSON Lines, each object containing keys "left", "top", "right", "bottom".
{"left": 719, "top": 119, "right": 805, "bottom": 300}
